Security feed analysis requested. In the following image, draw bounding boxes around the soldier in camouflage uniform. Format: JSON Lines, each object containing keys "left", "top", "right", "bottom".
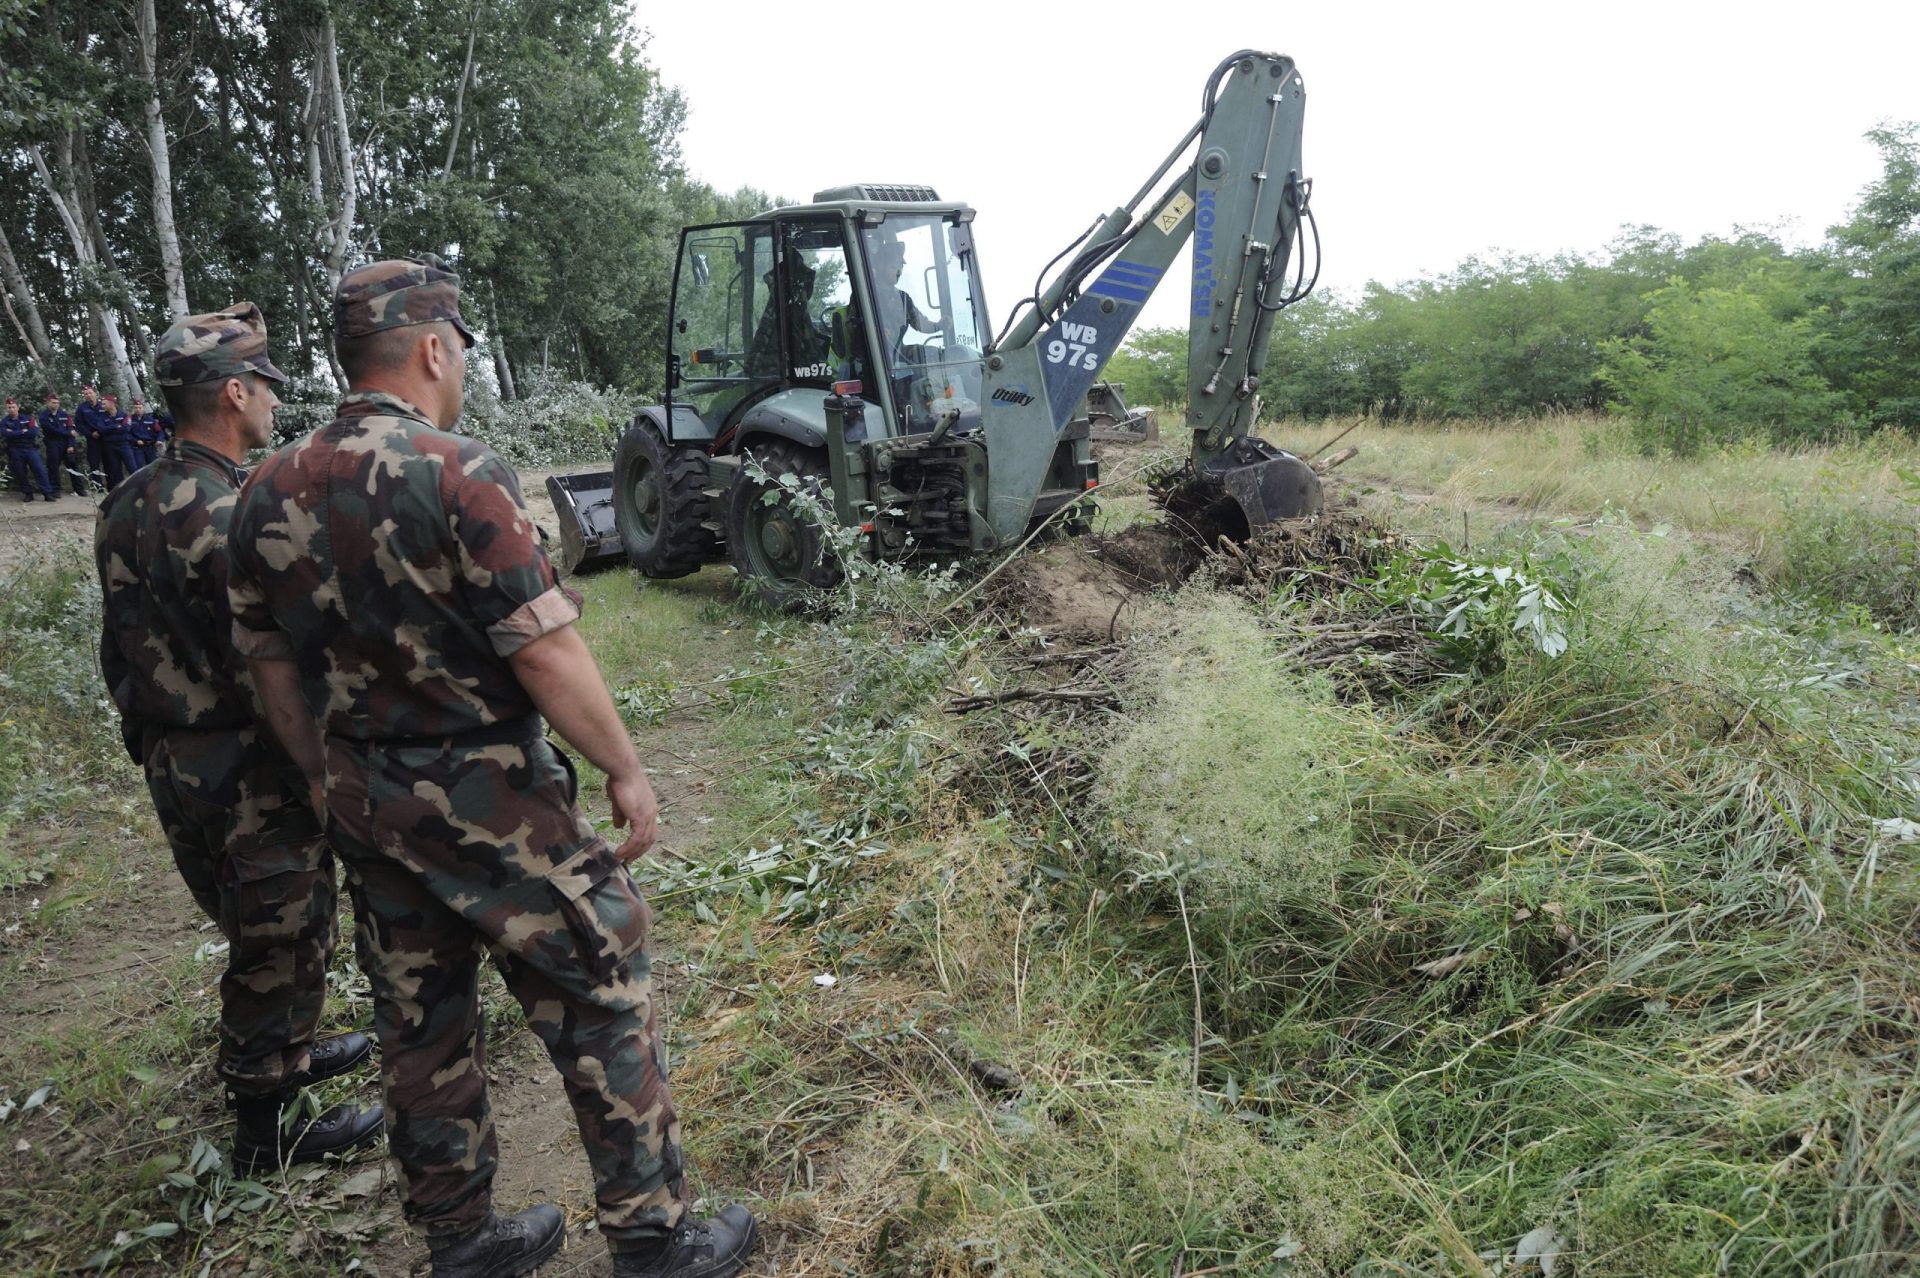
{"left": 95, "top": 303, "right": 386, "bottom": 1173}
{"left": 228, "top": 257, "right": 756, "bottom": 1278}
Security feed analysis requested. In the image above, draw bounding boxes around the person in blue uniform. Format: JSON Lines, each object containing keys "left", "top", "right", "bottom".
{"left": 128, "top": 398, "right": 168, "bottom": 466}
{"left": 75, "top": 384, "right": 111, "bottom": 492}
{"left": 2, "top": 396, "right": 56, "bottom": 501}
{"left": 38, "top": 391, "right": 84, "bottom": 497}
{"left": 97, "top": 391, "right": 139, "bottom": 490}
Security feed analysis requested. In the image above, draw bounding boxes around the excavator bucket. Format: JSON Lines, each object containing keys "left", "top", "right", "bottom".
{"left": 544, "top": 470, "right": 624, "bottom": 576}
{"left": 1160, "top": 437, "right": 1322, "bottom": 542}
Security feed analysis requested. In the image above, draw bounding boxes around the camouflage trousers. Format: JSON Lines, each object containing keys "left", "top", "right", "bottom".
{"left": 143, "top": 724, "right": 336, "bottom": 1096}
{"left": 322, "top": 724, "right": 687, "bottom": 1246}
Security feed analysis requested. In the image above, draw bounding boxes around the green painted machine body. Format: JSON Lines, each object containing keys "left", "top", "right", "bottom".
{"left": 581, "top": 51, "right": 1323, "bottom": 590}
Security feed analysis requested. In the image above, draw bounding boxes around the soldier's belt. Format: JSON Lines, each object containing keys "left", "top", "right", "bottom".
{"left": 339, "top": 713, "right": 542, "bottom": 753}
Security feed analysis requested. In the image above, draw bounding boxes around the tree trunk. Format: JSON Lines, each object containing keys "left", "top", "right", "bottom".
{"left": 30, "top": 137, "right": 137, "bottom": 401}
{"left": 308, "top": 16, "right": 357, "bottom": 292}
{"left": 0, "top": 224, "right": 53, "bottom": 364}
{"left": 489, "top": 293, "right": 516, "bottom": 400}
{"left": 442, "top": 0, "right": 481, "bottom": 178}
{"left": 136, "top": 0, "right": 190, "bottom": 320}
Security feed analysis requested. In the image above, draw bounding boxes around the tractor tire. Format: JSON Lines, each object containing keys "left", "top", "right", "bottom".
{"left": 725, "top": 440, "right": 842, "bottom": 612}
{"left": 613, "top": 419, "right": 718, "bottom": 578}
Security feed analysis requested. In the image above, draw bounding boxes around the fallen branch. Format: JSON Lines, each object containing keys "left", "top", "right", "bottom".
{"left": 1313, "top": 444, "right": 1360, "bottom": 474}
{"left": 944, "top": 685, "right": 1118, "bottom": 714}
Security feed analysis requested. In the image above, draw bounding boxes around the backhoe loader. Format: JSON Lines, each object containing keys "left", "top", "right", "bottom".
{"left": 548, "top": 49, "right": 1323, "bottom": 607}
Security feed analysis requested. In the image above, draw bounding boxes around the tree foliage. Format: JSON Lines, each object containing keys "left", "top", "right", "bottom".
{"left": 0, "top": 0, "right": 763, "bottom": 399}
{"left": 1114, "top": 125, "right": 1917, "bottom": 451}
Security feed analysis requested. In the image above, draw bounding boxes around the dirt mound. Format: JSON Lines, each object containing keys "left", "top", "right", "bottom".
{"left": 988, "top": 524, "right": 1197, "bottom": 640}
{"left": 989, "top": 507, "right": 1390, "bottom": 639}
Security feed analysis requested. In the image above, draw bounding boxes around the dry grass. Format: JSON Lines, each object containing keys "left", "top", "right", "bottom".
{"left": 1307, "top": 412, "right": 1920, "bottom": 551}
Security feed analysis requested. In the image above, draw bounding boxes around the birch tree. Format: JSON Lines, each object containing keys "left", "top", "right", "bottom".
{"left": 0, "top": 223, "right": 54, "bottom": 366}
{"left": 135, "top": 0, "right": 189, "bottom": 320}
{"left": 29, "top": 134, "right": 137, "bottom": 400}
{"left": 307, "top": 13, "right": 357, "bottom": 294}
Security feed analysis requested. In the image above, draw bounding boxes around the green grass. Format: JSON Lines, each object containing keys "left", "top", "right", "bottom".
{"left": 3, "top": 427, "right": 1918, "bottom": 1273}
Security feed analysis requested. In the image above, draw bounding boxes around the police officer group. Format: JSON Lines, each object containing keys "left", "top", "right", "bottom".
{"left": 3, "top": 382, "right": 172, "bottom": 502}
{"left": 93, "top": 262, "right": 756, "bottom": 1278}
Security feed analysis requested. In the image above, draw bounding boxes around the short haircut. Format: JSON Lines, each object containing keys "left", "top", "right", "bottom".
{"left": 336, "top": 321, "right": 455, "bottom": 385}
{"left": 163, "top": 371, "right": 260, "bottom": 430}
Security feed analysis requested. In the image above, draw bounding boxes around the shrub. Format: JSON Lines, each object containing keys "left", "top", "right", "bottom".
{"left": 268, "top": 368, "right": 627, "bottom": 470}
{"left": 1601, "top": 275, "right": 1854, "bottom": 455}
{"left": 1771, "top": 473, "right": 1920, "bottom": 629}
{"left": 0, "top": 567, "right": 128, "bottom": 847}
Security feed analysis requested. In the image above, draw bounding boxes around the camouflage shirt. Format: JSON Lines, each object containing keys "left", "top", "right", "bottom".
{"left": 227, "top": 390, "right": 578, "bottom": 740}
{"left": 95, "top": 439, "right": 259, "bottom": 733}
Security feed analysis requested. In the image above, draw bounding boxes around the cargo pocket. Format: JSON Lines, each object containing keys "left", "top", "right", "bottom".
{"left": 220, "top": 839, "right": 330, "bottom": 948}
{"left": 547, "top": 841, "right": 652, "bottom": 982}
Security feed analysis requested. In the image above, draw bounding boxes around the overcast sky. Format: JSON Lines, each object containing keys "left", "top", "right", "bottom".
{"left": 636, "top": 0, "right": 1920, "bottom": 334}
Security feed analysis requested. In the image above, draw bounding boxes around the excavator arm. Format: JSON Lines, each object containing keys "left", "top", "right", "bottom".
{"left": 980, "top": 49, "right": 1321, "bottom": 541}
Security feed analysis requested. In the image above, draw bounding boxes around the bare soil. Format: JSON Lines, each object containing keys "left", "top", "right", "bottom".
{"left": 988, "top": 525, "right": 1202, "bottom": 640}
{"left": 988, "top": 502, "right": 1386, "bottom": 640}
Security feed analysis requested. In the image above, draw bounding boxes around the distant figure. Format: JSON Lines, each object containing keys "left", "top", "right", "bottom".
{"left": 95, "top": 302, "right": 385, "bottom": 1174}
{"left": 38, "top": 391, "right": 84, "bottom": 497}
{"left": 129, "top": 395, "right": 167, "bottom": 466}
{"left": 97, "top": 391, "right": 139, "bottom": 490}
{"left": 74, "top": 383, "right": 107, "bottom": 492}
{"left": 870, "top": 234, "right": 941, "bottom": 358}
{"left": 2, "top": 395, "right": 56, "bottom": 501}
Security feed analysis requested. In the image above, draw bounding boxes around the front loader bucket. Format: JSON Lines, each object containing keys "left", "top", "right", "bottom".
{"left": 1160, "top": 437, "right": 1323, "bottom": 543}
{"left": 545, "top": 470, "right": 624, "bottom": 576}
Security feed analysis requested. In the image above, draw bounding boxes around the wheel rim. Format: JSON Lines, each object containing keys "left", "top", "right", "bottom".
{"left": 743, "top": 486, "right": 812, "bottom": 583}
{"left": 626, "top": 455, "right": 661, "bottom": 540}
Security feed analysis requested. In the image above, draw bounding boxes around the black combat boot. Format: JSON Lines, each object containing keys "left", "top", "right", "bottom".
{"left": 230, "top": 1090, "right": 385, "bottom": 1174}
{"left": 289, "top": 1031, "right": 376, "bottom": 1086}
{"left": 610, "top": 1205, "right": 757, "bottom": 1278}
{"left": 428, "top": 1205, "right": 566, "bottom": 1278}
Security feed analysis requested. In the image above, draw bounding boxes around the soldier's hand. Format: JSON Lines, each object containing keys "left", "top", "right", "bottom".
{"left": 607, "top": 767, "right": 659, "bottom": 862}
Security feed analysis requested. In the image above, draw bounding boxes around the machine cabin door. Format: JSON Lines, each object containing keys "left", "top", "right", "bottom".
{"left": 664, "top": 217, "right": 880, "bottom": 448}
{"left": 665, "top": 221, "right": 778, "bottom": 442}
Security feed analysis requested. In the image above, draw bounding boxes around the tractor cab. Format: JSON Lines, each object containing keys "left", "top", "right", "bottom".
{"left": 664, "top": 186, "right": 989, "bottom": 448}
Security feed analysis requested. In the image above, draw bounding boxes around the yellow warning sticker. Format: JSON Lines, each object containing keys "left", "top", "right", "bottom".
{"left": 1153, "top": 192, "right": 1196, "bottom": 236}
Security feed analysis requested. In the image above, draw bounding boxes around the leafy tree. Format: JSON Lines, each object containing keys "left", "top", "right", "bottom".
{"left": 1103, "top": 326, "right": 1186, "bottom": 408}
{"left": 1599, "top": 272, "right": 1851, "bottom": 454}
{"left": 1820, "top": 124, "right": 1920, "bottom": 427}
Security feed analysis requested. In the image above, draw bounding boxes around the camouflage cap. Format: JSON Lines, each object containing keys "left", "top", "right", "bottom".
{"left": 155, "top": 302, "right": 289, "bottom": 387}
{"left": 334, "top": 254, "right": 476, "bottom": 348}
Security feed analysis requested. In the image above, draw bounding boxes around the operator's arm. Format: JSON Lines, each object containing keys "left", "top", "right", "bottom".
{"left": 248, "top": 656, "right": 327, "bottom": 814}
{"left": 903, "top": 290, "right": 940, "bottom": 334}
{"left": 509, "top": 625, "right": 658, "bottom": 862}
